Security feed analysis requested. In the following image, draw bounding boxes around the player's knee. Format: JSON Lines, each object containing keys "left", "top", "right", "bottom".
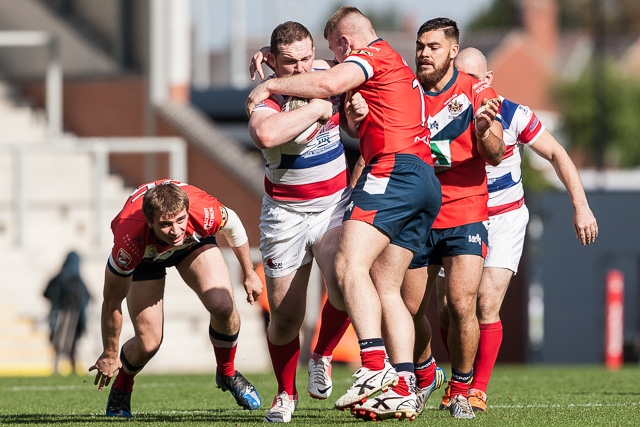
{"left": 137, "top": 336, "right": 163, "bottom": 359}
{"left": 211, "top": 299, "right": 236, "bottom": 321}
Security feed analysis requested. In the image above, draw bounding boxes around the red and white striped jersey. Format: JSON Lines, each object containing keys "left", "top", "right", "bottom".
{"left": 253, "top": 69, "right": 350, "bottom": 212}
{"left": 487, "top": 97, "right": 545, "bottom": 216}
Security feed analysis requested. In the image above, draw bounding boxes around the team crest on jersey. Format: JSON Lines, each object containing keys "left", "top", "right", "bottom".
{"left": 448, "top": 99, "right": 464, "bottom": 115}
{"left": 349, "top": 49, "right": 373, "bottom": 56}
{"left": 116, "top": 248, "right": 132, "bottom": 268}
{"left": 219, "top": 207, "right": 228, "bottom": 228}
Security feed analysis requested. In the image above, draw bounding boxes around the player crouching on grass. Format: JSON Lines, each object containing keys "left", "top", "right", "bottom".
{"left": 89, "top": 180, "right": 263, "bottom": 417}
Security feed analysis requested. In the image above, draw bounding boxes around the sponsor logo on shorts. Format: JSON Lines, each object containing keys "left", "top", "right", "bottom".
{"left": 468, "top": 233, "right": 482, "bottom": 245}
{"left": 267, "top": 258, "right": 282, "bottom": 270}
{"left": 346, "top": 201, "right": 354, "bottom": 212}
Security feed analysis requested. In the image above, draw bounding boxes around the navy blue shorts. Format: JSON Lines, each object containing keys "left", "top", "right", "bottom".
{"left": 410, "top": 221, "right": 488, "bottom": 268}
{"left": 131, "top": 235, "right": 218, "bottom": 281}
{"left": 344, "top": 154, "right": 441, "bottom": 253}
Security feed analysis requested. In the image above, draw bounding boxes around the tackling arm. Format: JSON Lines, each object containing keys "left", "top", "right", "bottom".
{"left": 245, "top": 62, "right": 365, "bottom": 116}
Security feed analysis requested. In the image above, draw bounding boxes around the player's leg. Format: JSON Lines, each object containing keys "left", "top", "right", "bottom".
{"left": 351, "top": 243, "right": 419, "bottom": 421}
{"left": 308, "top": 224, "right": 350, "bottom": 400}
{"left": 333, "top": 220, "right": 396, "bottom": 409}
{"left": 262, "top": 265, "right": 311, "bottom": 421}
{"left": 178, "top": 244, "right": 260, "bottom": 410}
{"left": 442, "top": 253, "right": 483, "bottom": 418}
{"left": 468, "top": 266, "right": 511, "bottom": 412}
{"left": 470, "top": 206, "right": 527, "bottom": 412}
{"left": 434, "top": 270, "right": 453, "bottom": 410}
{"left": 106, "top": 276, "right": 165, "bottom": 417}
{"left": 404, "top": 265, "right": 446, "bottom": 412}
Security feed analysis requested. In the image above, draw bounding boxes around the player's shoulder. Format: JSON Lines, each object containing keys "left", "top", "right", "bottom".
{"left": 501, "top": 97, "right": 535, "bottom": 123}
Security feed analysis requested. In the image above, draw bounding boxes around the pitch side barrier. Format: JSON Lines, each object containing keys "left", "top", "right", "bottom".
{"left": 1, "top": 137, "right": 186, "bottom": 247}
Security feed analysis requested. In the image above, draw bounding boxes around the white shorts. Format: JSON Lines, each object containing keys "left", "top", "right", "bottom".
{"left": 484, "top": 204, "right": 529, "bottom": 273}
{"left": 259, "top": 195, "right": 349, "bottom": 278}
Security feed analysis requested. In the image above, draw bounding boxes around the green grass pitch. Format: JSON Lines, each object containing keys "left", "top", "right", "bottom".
{"left": 1, "top": 364, "right": 640, "bottom": 426}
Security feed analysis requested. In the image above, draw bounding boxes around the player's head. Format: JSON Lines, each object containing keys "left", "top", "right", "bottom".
{"left": 268, "top": 21, "right": 315, "bottom": 77}
{"left": 454, "top": 47, "right": 494, "bottom": 84}
{"left": 415, "top": 17, "right": 460, "bottom": 89}
{"left": 324, "top": 6, "right": 376, "bottom": 63}
{"left": 142, "top": 183, "right": 190, "bottom": 246}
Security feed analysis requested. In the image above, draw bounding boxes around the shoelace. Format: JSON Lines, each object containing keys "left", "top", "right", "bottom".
{"left": 452, "top": 397, "right": 474, "bottom": 416}
{"left": 310, "top": 359, "right": 330, "bottom": 384}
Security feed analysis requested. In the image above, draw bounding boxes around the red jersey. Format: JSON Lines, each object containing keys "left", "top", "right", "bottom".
{"left": 425, "top": 68, "right": 499, "bottom": 228}
{"left": 344, "top": 39, "right": 432, "bottom": 165}
{"left": 108, "top": 179, "right": 228, "bottom": 276}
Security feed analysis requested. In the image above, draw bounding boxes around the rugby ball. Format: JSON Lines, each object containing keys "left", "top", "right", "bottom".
{"left": 283, "top": 96, "right": 322, "bottom": 144}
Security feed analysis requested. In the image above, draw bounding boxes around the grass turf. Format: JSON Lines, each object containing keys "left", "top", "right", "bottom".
{"left": 1, "top": 364, "right": 639, "bottom": 426}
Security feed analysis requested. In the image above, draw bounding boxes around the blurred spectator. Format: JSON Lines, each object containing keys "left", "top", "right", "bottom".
{"left": 43, "top": 251, "right": 91, "bottom": 375}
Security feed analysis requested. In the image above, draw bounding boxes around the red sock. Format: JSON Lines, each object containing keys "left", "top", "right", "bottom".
{"left": 268, "top": 335, "right": 300, "bottom": 396}
{"left": 113, "top": 369, "right": 135, "bottom": 393}
{"left": 448, "top": 378, "right": 471, "bottom": 399}
{"left": 472, "top": 321, "right": 503, "bottom": 393}
{"left": 213, "top": 344, "right": 238, "bottom": 377}
{"left": 360, "top": 349, "right": 386, "bottom": 370}
{"left": 312, "top": 301, "right": 350, "bottom": 357}
{"left": 415, "top": 356, "right": 436, "bottom": 389}
{"left": 439, "top": 326, "right": 450, "bottom": 362}
{"left": 392, "top": 373, "right": 415, "bottom": 397}
{"left": 209, "top": 327, "right": 239, "bottom": 377}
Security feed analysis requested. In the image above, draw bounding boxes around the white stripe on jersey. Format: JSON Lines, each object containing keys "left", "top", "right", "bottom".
{"left": 345, "top": 56, "right": 374, "bottom": 80}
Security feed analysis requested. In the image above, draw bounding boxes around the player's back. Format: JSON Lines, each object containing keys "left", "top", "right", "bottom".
{"left": 345, "top": 40, "right": 432, "bottom": 165}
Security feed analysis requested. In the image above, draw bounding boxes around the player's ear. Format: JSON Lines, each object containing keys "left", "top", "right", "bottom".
{"left": 266, "top": 52, "right": 276, "bottom": 69}
{"left": 485, "top": 70, "right": 494, "bottom": 84}
{"left": 450, "top": 43, "right": 459, "bottom": 59}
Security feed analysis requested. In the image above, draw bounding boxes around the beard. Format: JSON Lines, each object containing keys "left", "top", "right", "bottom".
{"left": 416, "top": 55, "right": 453, "bottom": 89}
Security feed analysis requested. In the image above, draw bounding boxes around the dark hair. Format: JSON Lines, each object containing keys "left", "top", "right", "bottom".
{"left": 417, "top": 17, "right": 460, "bottom": 44}
{"left": 323, "top": 6, "right": 364, "bottom": 39}
{"left": 270, "top": 21, "right": 313, "bottom": 56}
{"left": 142, "top": 183, "right": 189, "bottom": 223}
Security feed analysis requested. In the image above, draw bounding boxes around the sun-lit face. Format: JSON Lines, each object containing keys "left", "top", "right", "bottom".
{"left": 272, "top": 38, "right": 315, "bottom": 77}
{"left": 148, "top": 208, "right": 188, "bottom": 246}
{"left": 327, "top": 31, "right": 349, "bottom": 64}
{"left": 415, "top": 29, "right": 457, "bottom": 90}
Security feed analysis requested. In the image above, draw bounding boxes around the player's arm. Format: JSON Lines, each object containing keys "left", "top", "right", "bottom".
{"left": 246, "top": 62, "right": 366, "bottom": 116}
{"left": 528, "top": 130, "right": 598, "bottom": 245}
{"left": 89, "top": 268, "right": 131, "bottom": 390}
{"left": 216, "top": 207, "right": 263, "bottom": 304}
{"left": 475, "top": 97, "right": 505, "bottom": 166}
{"left": 249, "top": 46, "right": 337, "bottom": 80}
{"left": 350, "top": 155, "right": 366, "bottom": 188}
{"left": 249, "top": 99, "right": 333, "bottom": 149}
{"left": 341, "top": 90, "right": 367, "bottom": 139}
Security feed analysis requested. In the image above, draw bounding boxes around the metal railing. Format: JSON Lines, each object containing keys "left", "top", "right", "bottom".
{"left": 0, "top": 31, "right": 62, "bottom": 136}
{"left": 5, "top": 137, "right": 187, "bottom": 247}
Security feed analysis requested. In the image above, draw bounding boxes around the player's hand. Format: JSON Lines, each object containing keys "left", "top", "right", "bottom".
{"left": 474, "top": 97, "right": 500, "bottom": 137}
{"left": 243, "top": 268, "right": 263, "bottom": 305}
{"left": 573, "top": 206, "right": 598, "bottom": 245}
{"left": 89, "top": 353, "right": 122, "bottom": 391}
{"left": 345, "top": 91, "right": 368, "bottom": 124}
{"left": 309, "top": 98, "right": 334, "bottom": 123}
{"left": 245, "top": 81, "right": 271, "bottom": 117}
{"left": 249, "top": 46, "right": 271, "bottom": 81}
